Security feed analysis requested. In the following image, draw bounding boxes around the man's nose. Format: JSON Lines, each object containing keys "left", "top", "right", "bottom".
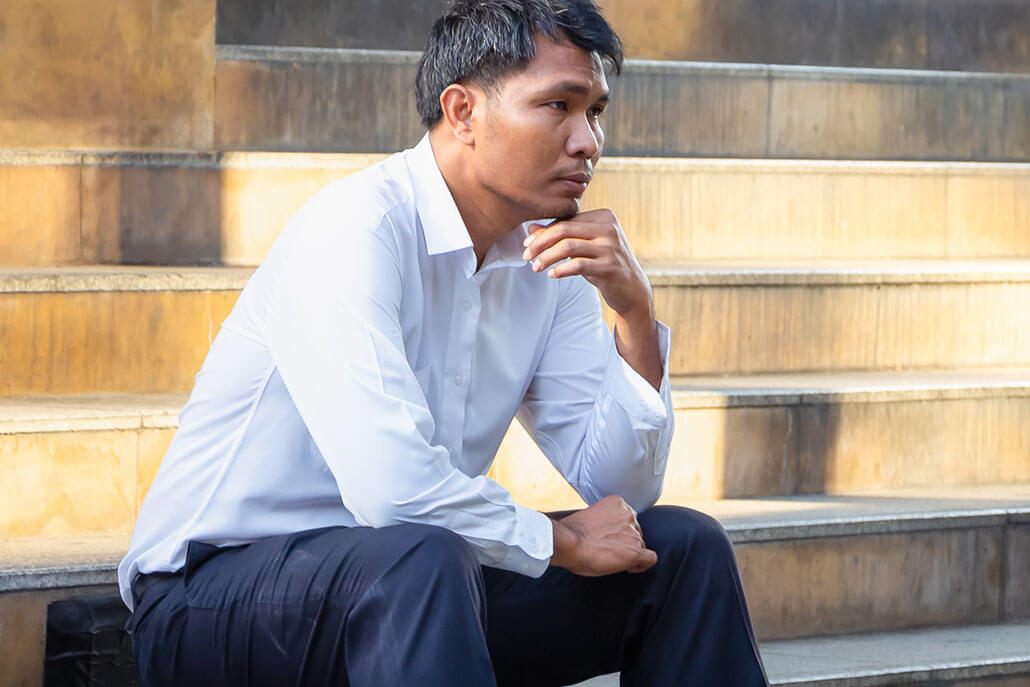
{"left": 567, "top": 114, "right": 601, "bottom": 159}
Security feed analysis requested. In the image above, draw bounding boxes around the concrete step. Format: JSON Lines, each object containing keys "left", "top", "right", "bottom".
{"left": 1, "top": 263, "right": 1028, "bottom": 397}
{"left": 0, "top": 534, "right": 125, "bottom": 687}
{"left": 646, "top": 260, "right": 1030, "bottom": 375}
{"left": 0, "top": 0, "right": 215, "bottom": 151}
{"left": 496, "top": 367, "right": 1030, "bottom": 508}
{"left": 215, "top": 0, "right": 1030, "bottom": 74}
{"left": 2, "top": 488, "right": 1027, "bottom": 682}
{"left": 215, "top": 46, "right": 1030, "bottom": 160}
{"left": 4, "top": 151, "right": 1029, "bottom": 266}
{"left": 4, "top": 368, "right": 1029, "bottom": 533}
{"left": 575, "top": 621, "right": 1030, "bottom": 687}
{"left": 0, "top": 267, "right": 247, "bottom": 396}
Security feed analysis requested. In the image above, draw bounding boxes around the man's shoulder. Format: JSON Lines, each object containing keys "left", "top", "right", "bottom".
{"left": 305, "top": 151, "right": 417, "bottom": 224}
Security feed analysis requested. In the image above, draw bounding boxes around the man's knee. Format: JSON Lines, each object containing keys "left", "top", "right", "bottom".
{"left": 378, "top": 523, "right": 483, "bottom": 588}
{"left": 638, "top": 505, "right": 736, "bottom": 567}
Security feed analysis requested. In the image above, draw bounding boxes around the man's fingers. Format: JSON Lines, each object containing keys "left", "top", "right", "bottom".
{"left": 523, "top": 219, "right": 610, "bottom": 262}
{"left": 529, "top": 238, "right": 604, "bottom": 273}
{"left": 628, "top": 548, "right": 658, "bottom": 573}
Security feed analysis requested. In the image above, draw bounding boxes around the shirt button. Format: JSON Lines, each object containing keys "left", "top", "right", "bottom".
{"left": 454, "top": 375, "right": 463, "bottom": 386}
{"left": 462, "top": 300, "right": 473, "bottom": 312}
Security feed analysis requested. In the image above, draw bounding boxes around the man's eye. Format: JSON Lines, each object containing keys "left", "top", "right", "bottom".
{"left": 589, "top": 105, "right": 606, "bottom": 118}
{"left": 547, "top": 101, "right": 568, "bottom": 111}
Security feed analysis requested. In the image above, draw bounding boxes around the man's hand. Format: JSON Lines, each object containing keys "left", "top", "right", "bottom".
{"left": 522, "top": 209, "right": 652, "bottom": 317}
{"left": 550, "top": 494, "right": 658, "bottom": 576}
{"left": 523, "top": 209, "right": 663, "bottom": 390}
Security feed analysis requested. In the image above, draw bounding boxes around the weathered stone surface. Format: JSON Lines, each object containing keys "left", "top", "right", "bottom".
{"left": 4, "top": 152, "right": 1029, "bottom": 267}
{"left": 214, "top": 0, "right": 1030, "bottom": 72}
{"left": 212, "top": 48, "right": 1030, "bottom": 160}
{"left": 0, "top": 585, "right": 116, "bottom": 687}
{"left": 216, "top": 0, "right": 444, "bottom": 51}
{"left": 1005, "top": 523, "right": 1030, "bottom": 618}
{"left": 0, "top": 289, "right": 239, "bottom": 395}
{"left": 214, "top": 48, "right": 424, "bottom": 153}
{"left": 737, "top": 527, "right": 1003, "bottom": 640}
{"left": 654, "top": 278, "right": 1030, "bottom": 375}
{"left": 0, "top": 0, "right": 215, "bottom": 149}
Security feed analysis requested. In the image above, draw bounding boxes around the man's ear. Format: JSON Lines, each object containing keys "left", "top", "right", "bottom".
{"left": 439, "top": 84, "right": 480, "bottom": 146}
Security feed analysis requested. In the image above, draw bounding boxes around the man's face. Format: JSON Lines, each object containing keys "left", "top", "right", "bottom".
{"left": 471, "top": 35, "right": 609, "bottom": 222}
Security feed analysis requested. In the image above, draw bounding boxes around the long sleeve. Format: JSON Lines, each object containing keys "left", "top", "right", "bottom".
{"left": 262, "top": 209, "right": 553, "bottom": 577}
{"left": 516, "top": 275, "right": 674, "bottom": 512}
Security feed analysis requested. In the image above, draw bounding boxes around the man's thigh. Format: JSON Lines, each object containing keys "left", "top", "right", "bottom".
{"left": 132, "top": 523, "right": 483, "bottom": 687}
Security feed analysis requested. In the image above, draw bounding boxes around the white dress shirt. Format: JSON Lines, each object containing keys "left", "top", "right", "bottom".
{"left": 118, "top": 135, "right": 674, "bottom": 610}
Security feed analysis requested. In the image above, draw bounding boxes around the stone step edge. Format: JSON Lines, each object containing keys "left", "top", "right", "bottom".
{"left": 216, "top": 44, "right": 1030, "bottom": 86}
{"left": 4, "top": 489, "right": 1028, "bottom": 591}
{"left": 5, "top": 261, "right": 1030, "bottom": 295}
{"left": 4, "top": 148, "right": 1029, "bottom": 177}
{"left": 762, "top": 621, "right": 1030, "bottom": 687}
{"left": 4, "top": 366, "right": 1030, "bottom": 435}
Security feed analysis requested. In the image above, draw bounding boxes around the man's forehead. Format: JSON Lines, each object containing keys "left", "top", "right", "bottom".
{"left": 509, "top": 37, "right": 609, "bottom": 94}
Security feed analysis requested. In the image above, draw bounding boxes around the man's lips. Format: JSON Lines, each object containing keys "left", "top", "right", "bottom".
{"left": 557, "top": 172, "right": 592, "bottom": 193}
{"left": 559, "top": 172, "right": 592, "bottom": 184}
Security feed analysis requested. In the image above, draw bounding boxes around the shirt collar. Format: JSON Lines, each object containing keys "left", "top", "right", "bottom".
{"left": 407, "top": 134, "right": 473, "bottom": 256}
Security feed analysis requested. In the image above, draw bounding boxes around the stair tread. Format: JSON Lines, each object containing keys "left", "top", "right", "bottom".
{"left": 4, "top": 260, "right": 1030, "bottom": 294}
{"left": 4, "top": 366, "right": 1030, "bottom": 432}
{"left": 670, "top": 366, "right": 1030, "bottom": 407}
{"left": 763, "top": 622, "right": 1030, "bottom": 685}
{"left": 573, "top": 622, "right": 1030, "bottom": 686}
{"left": 3, "top": 485, "right": 1026, "bottom": 591}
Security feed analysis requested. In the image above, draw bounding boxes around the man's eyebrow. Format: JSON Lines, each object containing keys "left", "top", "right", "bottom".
{"left": 534, "top": 81, "right": 610, "bottom": 100}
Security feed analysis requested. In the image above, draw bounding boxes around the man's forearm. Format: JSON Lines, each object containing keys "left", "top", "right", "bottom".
{"left": 613, "top": 302, "right": 662, "bottom": 391}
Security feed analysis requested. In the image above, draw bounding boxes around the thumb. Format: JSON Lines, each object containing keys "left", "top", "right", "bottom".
{"left": 628, "top": 548, "right": 658, "bottom": 573}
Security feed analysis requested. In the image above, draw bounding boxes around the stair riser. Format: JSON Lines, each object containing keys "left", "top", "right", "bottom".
{"left": 2, "top": 280, "right": 1027, "bottom": 396}
{"left": 494, "top": 395, "right": 1030, "bottom": 508}
{"left": 6, "top": 395, "right": 1029, "bottom": 537}
{"left": 215, "top": 0, "right": 1030, "bottom": 73}
{"left": 654, "top": 281, "right": 1030, "bottom": 375}
{"left": 4, "top": 156, "right": 1029, "bottom": 266}
{"left": 739, "top": 525, "right": 1012, "bottom": 641}
{"left": 1, "top": 0, "right": 214, "bottom": 151}
{"left": 0, "top": 427, "right": 173, "bottom": 537}
{"left": 0, "top": 290, "right": 238, "bottom": 395}
{"left": 0, "top": 585, "right": 116, "bottom": 687}
{"left": 215, "top": 51, "right": 1030, "bottom": 160}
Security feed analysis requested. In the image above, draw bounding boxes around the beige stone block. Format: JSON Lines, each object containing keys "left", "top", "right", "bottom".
{"left": 738, "top": 527, "right": 1002, "bottom": 640}
{"left": 606, "top": 70, "right": 768, "bottom": 157}
{"left": 491, "top": 422, "right": 586, "bottom": 513}
{"left": 0, "top": 586, "right": 113, "bottom": 687}
{"left": 799, "top": 397, "right": 1030, "bottom": 494}
{"left": 663, "top": 407, "right": 799, "bottom": 500}
{"left": 0, "top": 430, "right": 135, "bottom": 536}
{"left": 656, "top": 281, "right": 1030, "bottom": 375}
{"left": 586, "top": 160, "right": 1030, "bottom": 262}
{"left": 0, "top": 290, "right": 239, "bottom": 395}
{"left": 947, "top": 173, "right": 1030, "bottom": 259}
{"left": 0, "top": 0, "right": 215, "bottom": 149}
{"left": 82, "top": 162, "right": 223, "bottom": 265}
{"left": 218, "top": 158, "right": 376, "bottom": 265}
{"left": 1005, "top": 523, "right": 1030, "bottom": 618}
{"left": 137, "top": 428, "right": 176, "bottom": 513}
{"left": 768, "top": 77, "right": 986, "bottom": 160}
{"left": 0, "top": 163, "right": 84, "bottom": 264}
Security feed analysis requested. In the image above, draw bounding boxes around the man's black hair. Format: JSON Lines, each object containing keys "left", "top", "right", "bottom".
{"left": 415, "top": 0, "right": 623, "bottom": 128}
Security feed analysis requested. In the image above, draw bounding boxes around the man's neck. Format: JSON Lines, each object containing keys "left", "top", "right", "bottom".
{"left": 429, "top": 130, "right": 521, "bottom": 269}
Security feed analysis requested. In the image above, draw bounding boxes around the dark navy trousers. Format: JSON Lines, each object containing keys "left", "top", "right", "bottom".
{"left": 130, "top": 506, "right": 768, "bottom": 686}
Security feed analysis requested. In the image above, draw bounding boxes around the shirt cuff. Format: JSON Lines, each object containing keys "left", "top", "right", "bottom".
{"left": 490, "top": 504, "right": 553, "bottom": 578}
{"left": 604, "top": 319, "right": 672, "bottom": 427}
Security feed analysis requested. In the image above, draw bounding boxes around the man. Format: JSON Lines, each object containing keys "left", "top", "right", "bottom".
{"left": 120, "top": 0, "right": 768, "bottom": 684}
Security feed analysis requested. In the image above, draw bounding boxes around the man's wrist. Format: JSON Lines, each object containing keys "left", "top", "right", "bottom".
{"left": 549, "top": 516, "right": 583, "bottom": 570}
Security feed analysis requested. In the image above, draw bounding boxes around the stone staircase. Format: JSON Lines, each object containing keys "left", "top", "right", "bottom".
{"left": 1, "top": 0, "right": 1029, "bottom": 685}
